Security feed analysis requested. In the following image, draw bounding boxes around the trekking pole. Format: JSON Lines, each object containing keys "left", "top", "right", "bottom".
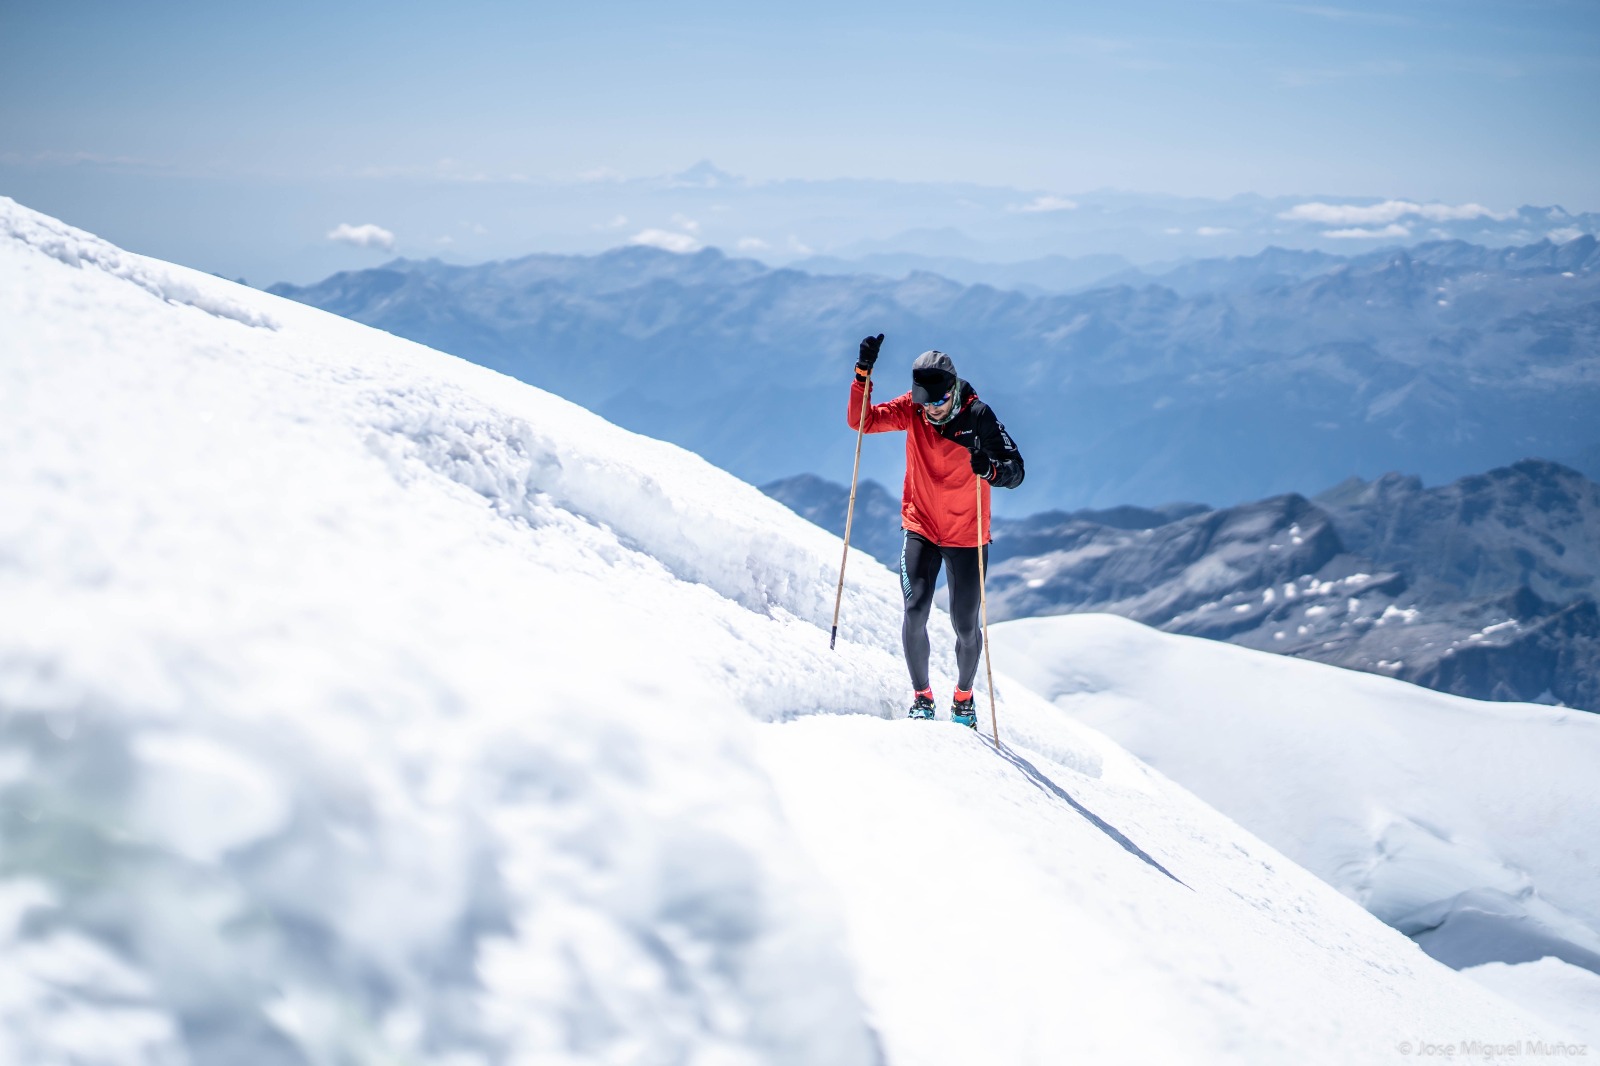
{"left": 976, "top": 470, "right": 999, "bottom": 744}
{"left": 830, "top": 369, "right": 873, "bottom": 649}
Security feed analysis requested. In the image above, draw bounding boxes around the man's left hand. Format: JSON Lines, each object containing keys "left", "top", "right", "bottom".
{"left": 970, "top": 448, "right": 994, "bottom": 480}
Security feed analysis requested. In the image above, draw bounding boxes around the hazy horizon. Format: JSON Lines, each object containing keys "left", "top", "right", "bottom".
{"left": 5, "top": 170, "right": 1593, "bottom": 287}
{"left": 5, "top": 0, "right": 1595, "bottom": 282}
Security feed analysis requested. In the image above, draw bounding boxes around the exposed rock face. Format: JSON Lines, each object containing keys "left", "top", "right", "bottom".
{"left": 1316, "top": 460, "right": 1600, "bottom": 607}
{"left": 1404, "top": 591, "right": 1600, "bottom": 708}
{"left": 764, "top": 461, "right": 1600, "bottom": 711}
{"left": 987, "top": 493, "right": 1347, "bottom": 627}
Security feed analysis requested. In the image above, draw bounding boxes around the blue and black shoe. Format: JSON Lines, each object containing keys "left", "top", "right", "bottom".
{"left": 907, "top": 694, "right": 936, "bottom": 720}
{"left": 951, "top": 696, "right": 978, "bottom": 729}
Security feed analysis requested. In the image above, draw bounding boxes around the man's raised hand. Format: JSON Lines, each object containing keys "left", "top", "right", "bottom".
{"left": 857, "top": 333, "right": 885, "bottom": 373}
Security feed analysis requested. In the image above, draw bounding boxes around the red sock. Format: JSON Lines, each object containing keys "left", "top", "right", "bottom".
{"left": 915, "top": 687, "right": 934, "bottom": 700}
{"left": 954, "top": 687, "right": 973, "bottom": 702}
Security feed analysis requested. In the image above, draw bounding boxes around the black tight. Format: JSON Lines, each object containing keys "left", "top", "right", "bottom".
{"left": 899, "top": 530, "right": 988, "bottom": 692}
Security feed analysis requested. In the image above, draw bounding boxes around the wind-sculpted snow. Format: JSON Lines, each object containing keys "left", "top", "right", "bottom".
{"left": 362, "top": 381, "right": 857, "bottom": 627}
{"left": 997, "top": 615, "right": 1600, "bottom": 980}
{"left": 0, "top": 197, "right": 1578, "bottom": 1063}
{"left": 0, "top": 196, "right": 276, "bottom": 329}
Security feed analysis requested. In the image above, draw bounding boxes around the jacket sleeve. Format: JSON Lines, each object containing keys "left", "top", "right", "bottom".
{"left": 847, "top": 373, "right": 914, "bottom": 433}
{"left": 975, "top": 404, "right": 1025, "bottom": 489}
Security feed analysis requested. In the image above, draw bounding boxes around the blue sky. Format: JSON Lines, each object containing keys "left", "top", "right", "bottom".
{"left": 3, "top": 0, "right": 1596, "bottom": 280}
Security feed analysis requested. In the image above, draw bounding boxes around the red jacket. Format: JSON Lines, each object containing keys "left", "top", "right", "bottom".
{"left": 847, "top": 374, "right": 1024, "bottom": 548}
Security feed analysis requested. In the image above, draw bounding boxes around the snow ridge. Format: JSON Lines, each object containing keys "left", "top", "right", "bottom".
{"left": 362, "top": 377, "right": 863, "bottom": 628}
{"left": 0, "top": 195, "right": 275, "bottom": 329}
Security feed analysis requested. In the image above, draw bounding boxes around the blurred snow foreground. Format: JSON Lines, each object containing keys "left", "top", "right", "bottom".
{"left": 0, "top": 195, "right": 1582, "bottom": 1064}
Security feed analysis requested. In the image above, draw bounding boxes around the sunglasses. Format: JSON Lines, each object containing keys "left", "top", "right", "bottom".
{"left": 922, "top": 391, "right": 952, "bottom": 407}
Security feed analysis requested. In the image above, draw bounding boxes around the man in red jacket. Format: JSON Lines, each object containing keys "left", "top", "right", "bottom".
{"left": 849, "top": 333, "right": 1025, "bottom": 726}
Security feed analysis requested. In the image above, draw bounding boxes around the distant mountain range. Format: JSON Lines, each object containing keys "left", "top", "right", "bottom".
{"left": 790, "top": 245, "right": 1370, "bottom": 295}
{"left": 794, "top": 237, "right": 1600, "bottom": 295}
{"left": 269, "top": 234, "right": 1600, "bottom": 511}
{"left": 789, "top": 251, "right": 1143, "bottom": 295}
{"left": 798, "top": 191, "right": 1598, "bottom": 268}
{"left": 763, "top": 460, "right": 1600, "bottom": 712}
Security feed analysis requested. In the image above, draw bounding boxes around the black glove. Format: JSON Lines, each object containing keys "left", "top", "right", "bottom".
{"left": 970, "top": 447, "right": 994, "bottom": 480}
{"left": 856, "top": 333, "right": 884, "bottom": 373}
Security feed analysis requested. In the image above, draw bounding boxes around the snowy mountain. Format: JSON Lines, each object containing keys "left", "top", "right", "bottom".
{"left": 1, "top": 195, "right": 1588, "bottom": 1063}
{"left": 267, "top": 235, "right": 1600, "bottom": 510}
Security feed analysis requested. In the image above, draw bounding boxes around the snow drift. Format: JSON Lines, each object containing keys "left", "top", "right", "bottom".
{"left": 997, "top": 614, "right": 1600, "bottom": 1033}
{"left": 0, "top": 196, "right": 1580, "bottom": 1064}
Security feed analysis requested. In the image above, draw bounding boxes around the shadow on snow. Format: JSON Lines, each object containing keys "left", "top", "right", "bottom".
{"left": 991, "top": 738, "right": 1189, "bottom": 889}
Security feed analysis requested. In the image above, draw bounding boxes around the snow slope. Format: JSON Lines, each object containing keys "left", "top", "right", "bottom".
{"left": 0, "top": 196, "right": 1578, "bottom": 1063}
{"left": 1463, "top": 959, "right": 1600, "bottom": 1045}
{"left": 995, "top": 616, "right": 1600, "bottom": 1008}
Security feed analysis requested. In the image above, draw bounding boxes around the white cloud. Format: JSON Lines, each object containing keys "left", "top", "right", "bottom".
{"left": 671, "top": 213, "right": 701, "bottom": 234}
{"left": 1282, "top": 5, "right": 1416, "bottom": 26}
{"left": 1275, "top": 60, "right": 1408, "bottom": 88}
{"left": 1548, "top": 226, "right": 1586, "bottom": 244}
{"left": 427, "top": 158, "right": 494, "bottom": 182}
{"left": 593, "top": 214, "right": 628, "bottom": 231}
{"left": 1163, "top": 227, "right": 1183, "bottom": 235}
{"left": 1196, "top": 226, "right": 1235, "bottom": 236}
{"left": 342, "top": 161, "right": 523, "bottom": 183}
{"left": 0, "top": 149, "right": 166, "bottom": 170}
{"left": 326, "top": 223, "right": 396, "bottom": 252}
{"left": 1280, "top": 200, "right": 1513, "bottom": 225}
{"left": 737, "top": 237, "right": 770, "bottom": 251}
{"left": 1322, "top": 223, "right": 1413, "bottom": 239}
{"left": 628, "top": 229, "right": 702, "bottom": 253}
{"left": 1413, "top": 202, "right": 1513, "bottom": 222}
{"left": 1009, "top": 194, "right": 1078, "bottom": 214}
{"left": 788, "top": 235, "right": 814, "bottom": 256}
{"left": 578, "top": 166, "right": 625, "bottom": 183}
